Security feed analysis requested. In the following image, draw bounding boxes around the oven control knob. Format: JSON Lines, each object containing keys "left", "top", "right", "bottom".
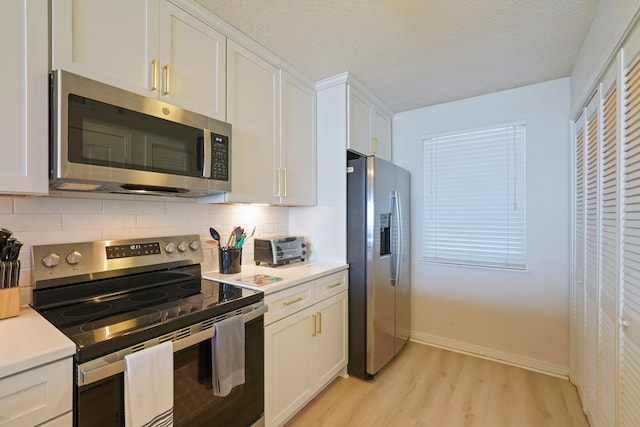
{"left": 42, "top": 252, "right": 61, "bottom": 268}
{"left": 177, "top": 241, "right": 189, "bottom": 252}
{"left": 66, "top": 251, "right": 84, "bottom": 265}
{"left": 189, "top": 240, "right": 200, "bottom": 251}
{"left": 164, "top": 242, "right": 176, "bottom": 253}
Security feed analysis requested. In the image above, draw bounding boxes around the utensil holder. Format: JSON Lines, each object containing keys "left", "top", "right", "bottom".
{"left": 219, "top": 247, "right": 242, "bottom": 274}
{"left": 0, "top": 260, "right": 20, "bottom": 319}
{"left": 0, "top": 287, "right": 20, "bottom": 319}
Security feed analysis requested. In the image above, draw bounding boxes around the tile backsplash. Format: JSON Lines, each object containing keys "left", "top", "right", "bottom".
{"left": 0, "top": 194, "right": 289, "bottom": 305}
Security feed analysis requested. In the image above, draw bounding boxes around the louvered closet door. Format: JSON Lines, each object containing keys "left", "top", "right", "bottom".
{"left": 573, "top": 111, "right": 587, "bottom": 401}
{"left": 598, "top": 65, "right": 619, "bottom": 427}
{"left": 621, "top": 26, "right": 640, "bottom": 426}
{"left": 584, "top": 93, "right": 600, "bottom": 425}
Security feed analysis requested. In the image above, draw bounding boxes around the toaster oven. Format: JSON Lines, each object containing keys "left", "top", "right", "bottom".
{"left": 254, "top": 236, "right": 306, "bottom": 267}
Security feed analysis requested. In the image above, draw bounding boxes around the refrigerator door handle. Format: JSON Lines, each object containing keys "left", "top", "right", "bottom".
{"left": 391, "top": 190, "right": 402, "bottom": 287}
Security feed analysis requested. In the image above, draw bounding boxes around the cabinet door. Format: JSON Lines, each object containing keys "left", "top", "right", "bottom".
{"left": 372, "top": 108, "right": 392, "bottom": 161}
{"left": 0, "top": 0, "right": 48, "bottom": 195}
{"left": 51, "top": 0, "right": 154, "bottom": 96}
{"left": 264, "top": 308, "right": 313, "bottom": 427}
{"left": 226, "top": 40, "right": 280, "bottom": 204}
{"left": 0, "top": 358, "right": 73, "bottom": 427}
{"left": 621, "top": 24, "right": 640, "bottom": 427}
{"left": 348, "top": 86, "right": 372, "bottom": 156}
{"left": 312, "top": 291, "right": 348, "bottom": 389}
{"left": 280, "top": 72, "right": 317, "bottom": 206}
{"left": 158, "top": 0, "right": 226, "bottom": 120}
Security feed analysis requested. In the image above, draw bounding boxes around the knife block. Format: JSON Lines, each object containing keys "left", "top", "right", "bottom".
{"left": 0, "top": 287, "right": 20, "bottom": 319}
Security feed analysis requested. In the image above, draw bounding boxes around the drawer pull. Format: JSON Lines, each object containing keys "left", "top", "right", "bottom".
{"left": 312, "top": 314, "right": 317, "bottom": 336}
{"left": 283, "top": 297, "right": 303, "bottom": 306}
{"left": 327, "top": 282, "right": 342, "bottom": 289}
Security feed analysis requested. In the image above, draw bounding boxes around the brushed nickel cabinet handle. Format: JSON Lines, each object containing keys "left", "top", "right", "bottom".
{"left": 151, "top": 59, "right": 158, "bottom": 91}
{"left": 163, "top": 64, "right": 170, "bottom": 95}
{"left": 283, "top": 296, "right": 302, "bottom": 306}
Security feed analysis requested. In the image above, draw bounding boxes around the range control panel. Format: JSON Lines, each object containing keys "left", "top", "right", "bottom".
{"left": 32, "top": 235, "right": 204, "bottom": 288}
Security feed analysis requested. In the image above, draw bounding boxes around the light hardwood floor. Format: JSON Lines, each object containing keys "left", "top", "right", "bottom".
{"left": 285, "top": 341, "right": 588, "bottom": 427}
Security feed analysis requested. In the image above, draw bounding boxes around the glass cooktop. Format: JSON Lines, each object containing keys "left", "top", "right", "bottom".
{"left": 36, "top": 276, "right": 262, "bottom": 363}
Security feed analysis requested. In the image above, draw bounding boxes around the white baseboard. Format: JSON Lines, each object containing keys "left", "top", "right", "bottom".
{"left": 410, "top": 331, "right": 569, "bottom": 379}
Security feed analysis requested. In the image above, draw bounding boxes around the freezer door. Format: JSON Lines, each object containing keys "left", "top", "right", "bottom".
{"left": 394, "top": 165, "right": 411, "bottom": 353}
{"left": 366, "top": 156, "right": 397, "bottom": 375}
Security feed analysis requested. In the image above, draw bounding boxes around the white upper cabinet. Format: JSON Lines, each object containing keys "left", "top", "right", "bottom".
{"left": 51, "top": 0, "right": 226, "bottom": 120}
{"left": 223, "top": 40, "right": 281, "bottom": 205}
{"left": 156, "top": 1, "right": 226, "bottom": 120}
{"left": 202, "top": 41, "right": 316, "bottom": 206}
{"left": 0, "top": 0, "right": 49, "bottom": 195}
{"left": 348, "top": 83, "right": 392, "bottom": 161}
{"left": 372, "top": 107, "right": 392, "bottom": 161}
{"left": 280, "top": 71, "right": 317, "bottom": 206}
{"left": 51, "top": 0, "right": 150, "bottom": 94}
{"left": 348, "top": 86, "right": 372, "bottom": 157}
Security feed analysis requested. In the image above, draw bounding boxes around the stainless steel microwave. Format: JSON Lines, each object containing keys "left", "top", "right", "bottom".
{"left": 50, "top": 70, "right": 231, "bottom": 197}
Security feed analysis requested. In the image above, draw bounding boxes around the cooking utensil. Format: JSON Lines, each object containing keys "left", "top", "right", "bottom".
{"left": 8, "top": 241, "right": 22, "bottom": 262}
{"left": 1, "top": 243, "right": 12, "bottom": 261}
{"left": 227, "top": 228, "right": 237, "bottom": 248}
{"left": 0, "top": 228, "right": 12, "bottom": 249}
{"left": 209, "top": 227, "right": 221, "bottom": 244}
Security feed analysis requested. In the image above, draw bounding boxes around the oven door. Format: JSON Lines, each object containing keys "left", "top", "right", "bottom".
{"left": 75, "top": 307, "right": 265, "bottom": 427}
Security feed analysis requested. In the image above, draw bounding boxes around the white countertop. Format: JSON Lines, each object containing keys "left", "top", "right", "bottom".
{"left": 0, "top": 262, "right": 347, "bottom": 378}
{"left": 0, "top": 306, "right": 76, "bottom": 378}
{"left": 203, "top": 261, "right": 348, "bottom": 295}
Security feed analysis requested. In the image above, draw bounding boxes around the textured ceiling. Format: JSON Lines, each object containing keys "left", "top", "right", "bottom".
{"left": 195, "top": 0, "right": 598, "bottom": 112}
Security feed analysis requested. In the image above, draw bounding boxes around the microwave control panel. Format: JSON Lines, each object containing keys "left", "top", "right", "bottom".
{"left": 211, "top": 133, "right": 229, "bottom": 181}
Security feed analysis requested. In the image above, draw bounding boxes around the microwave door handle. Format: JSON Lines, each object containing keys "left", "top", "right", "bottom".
{"left": 202, "top": 130, "right": 212, "bottom": 178}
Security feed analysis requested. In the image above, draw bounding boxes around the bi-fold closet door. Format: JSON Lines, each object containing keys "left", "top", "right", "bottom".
{"left": 571, "top": 20, "right": 640, "bottom": 427}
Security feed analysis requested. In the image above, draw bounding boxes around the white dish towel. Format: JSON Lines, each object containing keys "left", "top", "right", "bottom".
{"left": 124, "top": 341, "right": 174, "bottom": 427}
{"left": 212, "top": 314, "right": 245, "bottom": 397}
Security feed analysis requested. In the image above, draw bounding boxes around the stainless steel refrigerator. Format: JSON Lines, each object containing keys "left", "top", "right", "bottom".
{"left": 347, "top": 155, "right": 410, "bottom": 379}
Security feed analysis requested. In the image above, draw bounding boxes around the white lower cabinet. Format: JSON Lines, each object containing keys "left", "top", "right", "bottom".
{"left": 0, "top": 358, "right": 73, "bottom": 427}
{"left": 264, "top": 270, "right": 348, "bottom": 427}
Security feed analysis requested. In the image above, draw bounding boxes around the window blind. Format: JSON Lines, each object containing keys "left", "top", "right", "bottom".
{"left": 423, "top": 123, "right": 526, "bottom": 269}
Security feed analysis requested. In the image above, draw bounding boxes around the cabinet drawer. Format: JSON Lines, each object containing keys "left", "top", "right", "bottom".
{"left": 0, "top": 357, "right": 72, "bottom": 427}
{"left": 265, "top": 282, "right": 314, "bottom": 325}
{"left": 315, "top": 270, "right": 348, "bottom": 302}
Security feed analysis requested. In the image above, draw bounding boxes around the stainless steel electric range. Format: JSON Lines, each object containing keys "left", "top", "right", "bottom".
{"left": 31, "top": 235, "right": 266, "bottom": 427}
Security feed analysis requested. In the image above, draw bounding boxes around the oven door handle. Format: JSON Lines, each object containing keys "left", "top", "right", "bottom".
{"left": 77, "top": 303, "right": 268, "bottom": 387}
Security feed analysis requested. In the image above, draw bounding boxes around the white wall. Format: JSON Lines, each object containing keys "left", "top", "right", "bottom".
{"left": 393, "top": 78, "right": 571, "bottom": 375}
{"left": 0, "top": 194, "right": 289, "bottom": 306}
{"left": 290, "top": 84, "right": 348, "bottom": 263}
